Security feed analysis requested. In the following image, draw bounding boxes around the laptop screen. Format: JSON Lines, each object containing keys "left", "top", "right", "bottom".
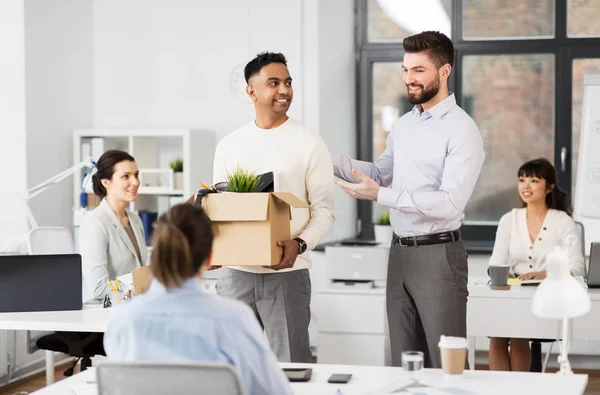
{"left": 587, "top": 242, "right": 600, "bottom": 287}
{"left": 0, "top": 254, "right": 82, "bottom": 313}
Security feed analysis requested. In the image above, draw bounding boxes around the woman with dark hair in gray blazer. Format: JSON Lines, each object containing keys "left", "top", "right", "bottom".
{"left": 79, "top": 150, "right": 147, "bottom": 302}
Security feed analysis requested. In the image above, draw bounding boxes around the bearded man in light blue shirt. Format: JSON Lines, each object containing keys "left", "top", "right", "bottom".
{"left": 333, "top": 31, "right": 485, "bottom": 369}
{"left": 104, "top": 204, "right": 292, "bottom": 395}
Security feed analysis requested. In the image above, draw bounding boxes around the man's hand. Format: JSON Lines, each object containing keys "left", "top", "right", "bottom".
{"left": 265, "top": 240, "right": 299, "bottom": 271}
{"left": 334, "top": 169, "right": 380, "bottom": 201}
{"left": 518, "top": 271, "right": 547, "bottom": 281}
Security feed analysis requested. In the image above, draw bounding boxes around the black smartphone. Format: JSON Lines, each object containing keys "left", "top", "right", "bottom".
{"left": 283, "top": 368, "right": 312, "bottom": 382}
{"left": 327, "top": 373, "right": 352, "bottom": 384}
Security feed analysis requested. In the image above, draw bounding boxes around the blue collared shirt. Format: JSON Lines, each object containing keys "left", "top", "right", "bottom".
{"left": 104, "top": 278, "right": 292, "bottom": 395}
{"left": 332, "top": 93, "right": 485, "bottom": 237}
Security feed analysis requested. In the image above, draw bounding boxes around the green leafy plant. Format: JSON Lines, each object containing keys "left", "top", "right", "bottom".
{"left": 226, "top": 166, "right": 262, "bottom": 193}
{"left": 169, "top": 158, "right": 183, "bottom": 173}
{"left": 376, "top": 211, "right": 390, "bottom": 226}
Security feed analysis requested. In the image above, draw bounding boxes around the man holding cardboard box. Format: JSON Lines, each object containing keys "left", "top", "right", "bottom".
{"left": 210, "top": 52, "right": 334, "bottom": 363}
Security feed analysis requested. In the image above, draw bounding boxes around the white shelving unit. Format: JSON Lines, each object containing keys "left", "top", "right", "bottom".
{"left": 72, "top": 129, "right": 216, "bottom": 241}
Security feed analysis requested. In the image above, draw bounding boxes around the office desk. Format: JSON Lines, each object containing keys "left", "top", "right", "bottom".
{"left": 467, "top": 278, "right": 600, "bottom": 369}
{"left": 0, "top": 307, "right": 110, "bottom": 385}
{"left": 30, "top": 362, "right": 588, "bottom": 395}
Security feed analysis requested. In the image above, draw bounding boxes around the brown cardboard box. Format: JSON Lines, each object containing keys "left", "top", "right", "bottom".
{"left": 131, "top": 265, "right": 153, "bottom": 295}
{"left": 191, "top": 192, "right": 309, "bottom": 266}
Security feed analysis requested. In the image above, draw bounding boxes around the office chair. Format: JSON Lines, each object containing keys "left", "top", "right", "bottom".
{"left": 26, "top": 226, "right": 105, "bottom": 377}
{"left": 97, "top": 361, "right": 246, "bottom": 395}
{"left": 530, "top": 221, "right": 586, "bottom": 373}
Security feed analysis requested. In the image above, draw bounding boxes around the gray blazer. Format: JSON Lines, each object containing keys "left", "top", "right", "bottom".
{"left": 79, "top": 199, "right": 148, "bottom": 302}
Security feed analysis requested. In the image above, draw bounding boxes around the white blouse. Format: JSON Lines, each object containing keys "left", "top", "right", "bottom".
{"left": 489, "top": 208, "right": 585, "bottom": 277}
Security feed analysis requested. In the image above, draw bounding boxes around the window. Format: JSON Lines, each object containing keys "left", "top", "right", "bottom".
{"left": 356, "top": 0, "right": 600, "bottom": 249}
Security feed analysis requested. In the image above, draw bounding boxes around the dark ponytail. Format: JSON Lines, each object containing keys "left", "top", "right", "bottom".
{"left": 93, "top": 150, "right": 135, "bottom": 198}
{"left": 518, "top": 158, "right": 573, "bottom": 216}
{"left": 151, "top": 204, "right": 213, "bottom": 290}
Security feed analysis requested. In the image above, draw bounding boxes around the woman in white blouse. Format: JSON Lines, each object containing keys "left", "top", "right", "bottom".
{"left": 488, "top": 158, "right": 585, "bottom": 371}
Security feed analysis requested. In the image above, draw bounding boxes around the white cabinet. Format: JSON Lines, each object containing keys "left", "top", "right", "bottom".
{"left": 315, "top": 287, "right": 388, "bottom": 366}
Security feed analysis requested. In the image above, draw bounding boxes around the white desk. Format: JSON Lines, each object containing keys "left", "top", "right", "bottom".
{"left": 467, "top": 278, "right": 600, "bottom": 369}
{"left": 0, "top": 307, "right": 110, "bottom": 385}
{"left": 30, "top": 362, "right": 588, "bottom": 395}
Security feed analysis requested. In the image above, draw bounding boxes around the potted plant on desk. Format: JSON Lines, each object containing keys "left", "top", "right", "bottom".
{"left": 374, "top": 211, "right": 393, "bottom": 245}
{"left": 170, "top": 158, "right": 184, "bottom": 190}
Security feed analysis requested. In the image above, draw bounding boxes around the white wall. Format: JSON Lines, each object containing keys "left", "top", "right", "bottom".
{"left": 25, "top": 0, "right": 94, "bottom": 230}
{"left": 0, "top": 0, "right": 29, "bottom": 245}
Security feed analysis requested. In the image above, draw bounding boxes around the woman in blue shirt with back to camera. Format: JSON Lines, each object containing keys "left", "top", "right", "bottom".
{"left": 104, "top": 204, "right": 292, "bottom": 395}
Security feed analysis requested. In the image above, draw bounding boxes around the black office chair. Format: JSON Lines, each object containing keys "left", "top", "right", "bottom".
{"left": 36, "top": 332, "right": 105, "bottom": 376}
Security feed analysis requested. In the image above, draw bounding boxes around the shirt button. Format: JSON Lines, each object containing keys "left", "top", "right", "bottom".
{"left": 538, "top": 237, "right": 542, "bottom": 241}
{"left": 530, "top": 265, "right": 533, "bottom": 268}
{"left": 543, "top": 227, "right": 547, "bottom": 230}
{"left": 529, "top": 256, "right": 532, "bottom": 260}
{"left": 529, "top": 246, "right": 533, "bottom": 249}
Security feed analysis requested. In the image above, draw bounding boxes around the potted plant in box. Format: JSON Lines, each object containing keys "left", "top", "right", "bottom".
{"left": 170, "top": 158, "right": 183, "bottom": 190}
{"left": 374, "top": 211, "right": 393, "bottom": 244}
{"left": 226, "top": 166, "right": 263, "bottom": 193}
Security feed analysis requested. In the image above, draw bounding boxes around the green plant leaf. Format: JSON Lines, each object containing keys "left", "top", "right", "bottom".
{"left": 225, "top": 165, "right": 263, "bottom": 193}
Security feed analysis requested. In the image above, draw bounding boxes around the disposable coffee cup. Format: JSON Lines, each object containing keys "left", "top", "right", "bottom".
{"left": 438, "top": 336, "right": 468, "bottom": 376}
{"left": 488, "top": 265, "right": 510, "bottom": 287}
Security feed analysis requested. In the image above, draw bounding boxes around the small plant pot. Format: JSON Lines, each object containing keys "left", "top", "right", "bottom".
{"left": 374, "top": 225, "right": 393, "bottom": 245}
{"left": 173, "top": 172, "right": 184, "bottom": 190}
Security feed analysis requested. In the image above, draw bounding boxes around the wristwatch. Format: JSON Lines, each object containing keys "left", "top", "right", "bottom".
{"left": 294, "top": 237, "right": 307, "bottom": 254}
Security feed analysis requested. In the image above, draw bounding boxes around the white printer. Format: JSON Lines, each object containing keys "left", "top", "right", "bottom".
{"left": 314, "top": 242, "right": 391, "bottom": 366}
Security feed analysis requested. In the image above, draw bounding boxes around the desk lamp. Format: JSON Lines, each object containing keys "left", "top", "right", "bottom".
{"left": 531, "top": 248, "right": 590, "bottom": 375}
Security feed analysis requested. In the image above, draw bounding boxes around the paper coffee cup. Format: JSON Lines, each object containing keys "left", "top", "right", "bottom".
{"left": 438, "top": 336, "right": 468, "bottom": 375}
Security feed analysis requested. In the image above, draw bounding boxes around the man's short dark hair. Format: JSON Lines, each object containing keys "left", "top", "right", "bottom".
{"left": 403, "top": 31, "right": 454, "bottom": 69}
{"left": 244, "top": 52, "right": 288, "bottom": 83}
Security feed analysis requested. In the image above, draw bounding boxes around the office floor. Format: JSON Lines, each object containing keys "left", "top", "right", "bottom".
{"left": 2, "top": 364, "right": 600, "bottom": 394}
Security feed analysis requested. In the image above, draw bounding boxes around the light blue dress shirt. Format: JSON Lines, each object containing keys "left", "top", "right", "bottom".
{"left": 333, "top": 93, "right": 485, "bottom": 237}
{"left": 104, "top": 278, "right": 292, "bottom": 395}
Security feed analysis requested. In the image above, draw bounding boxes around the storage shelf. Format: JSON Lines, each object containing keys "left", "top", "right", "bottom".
{"left": 137, "top": 187, "right": 184, "bottom": 196}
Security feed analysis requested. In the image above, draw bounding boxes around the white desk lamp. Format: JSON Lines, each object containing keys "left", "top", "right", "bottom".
{"left": 531, "top": 248, "right": 590, "bottom": 375}
{"left": 20, "top": 157, "right": 95, "bottom": 229}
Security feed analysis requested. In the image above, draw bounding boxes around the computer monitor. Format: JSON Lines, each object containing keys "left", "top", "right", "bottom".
{"left": 0, "top": 254, "right": 82, "bottom": 312}
{"left": 586, "top": 242, "right": 600, "bottom": 288}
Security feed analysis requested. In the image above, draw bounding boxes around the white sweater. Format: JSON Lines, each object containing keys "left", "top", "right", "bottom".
{"left": 212, "top": 118, "right": 335, "bottom": 274}
{"left": 489, "top": 208, "right": 585, "bottom": 277}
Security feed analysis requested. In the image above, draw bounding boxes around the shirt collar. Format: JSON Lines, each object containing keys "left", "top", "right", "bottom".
{"left": 411, "top": 93, "right": 456, "bottom": 121}
{"left": 146, "top": 277, "right": 205, "bottom": 295}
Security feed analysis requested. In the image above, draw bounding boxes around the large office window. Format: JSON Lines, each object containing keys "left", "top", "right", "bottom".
{"left": 356, "top": 0, "right": 600, "bottom": 248}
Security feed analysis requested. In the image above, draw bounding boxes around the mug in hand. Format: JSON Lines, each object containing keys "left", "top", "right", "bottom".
{"left": 488, "top": 265, "right": 510, "bottom": 286}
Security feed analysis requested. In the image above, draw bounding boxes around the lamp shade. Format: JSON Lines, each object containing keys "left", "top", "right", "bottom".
{"left": 532, "top": 248, "right": 591, "bottom": 319}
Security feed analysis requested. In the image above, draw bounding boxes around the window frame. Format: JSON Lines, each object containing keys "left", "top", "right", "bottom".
{"left": 355, "top": 0, "right": 600, "bottom": 251}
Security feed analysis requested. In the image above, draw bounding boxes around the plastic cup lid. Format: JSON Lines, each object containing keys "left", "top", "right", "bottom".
{"left": 438, "top": 335, "right": 468, "bottom": 349}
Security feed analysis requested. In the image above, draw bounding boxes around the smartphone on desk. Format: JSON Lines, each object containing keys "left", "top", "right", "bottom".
{"left": 328, "top": 373, "right": 352, "bottom": 384}
{"left": 283, "top": 368, "right": 312, "bottom": 382}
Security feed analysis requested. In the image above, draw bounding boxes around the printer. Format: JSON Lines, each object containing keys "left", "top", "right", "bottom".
{"left": 314, "top": 242, "right": 391, "bottom": 366}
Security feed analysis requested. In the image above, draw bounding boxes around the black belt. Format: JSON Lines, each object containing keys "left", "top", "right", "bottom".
{"left": 392, "top": 230, "right": 461, "bottom": 247}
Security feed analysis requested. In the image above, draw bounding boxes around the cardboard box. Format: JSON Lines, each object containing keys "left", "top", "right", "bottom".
{"left": 193, "top": 192, "right": 309, "bottom": 266}
{"left": 132, "top": 265, "right": 153, "bottom": 295}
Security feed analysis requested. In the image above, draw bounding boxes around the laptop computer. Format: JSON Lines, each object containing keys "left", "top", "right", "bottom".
{"left": 0, "top": 254, "right": 83, "bottom": 312}
{"left": 586, "top": 242, "right": 600, "bottom": 288}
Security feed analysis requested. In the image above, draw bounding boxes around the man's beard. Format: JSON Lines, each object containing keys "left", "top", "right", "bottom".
{"left": 407, "top": 76, "right": 440, "bottom": 105}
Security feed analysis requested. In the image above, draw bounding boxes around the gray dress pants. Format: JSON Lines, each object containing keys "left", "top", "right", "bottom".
{"left": 386, "top": 237, "right": 469, "bottom": 368}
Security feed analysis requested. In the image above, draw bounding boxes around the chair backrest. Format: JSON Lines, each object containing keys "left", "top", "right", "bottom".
{"left": 575, "top": 221, "right": 587, "bottom": 274}
{"left": 97, "top": 361, "right": 246, "bottom": 395}
{"left": 26, "top": 226, "right": 75, "bottom": 254}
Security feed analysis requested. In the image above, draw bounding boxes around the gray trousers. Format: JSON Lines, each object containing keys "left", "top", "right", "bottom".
{"left": 386, "top": 238, "right": 469, "bottom": 368}
{"left": 216, "top": 268, "right": 312, "bottom": 363}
